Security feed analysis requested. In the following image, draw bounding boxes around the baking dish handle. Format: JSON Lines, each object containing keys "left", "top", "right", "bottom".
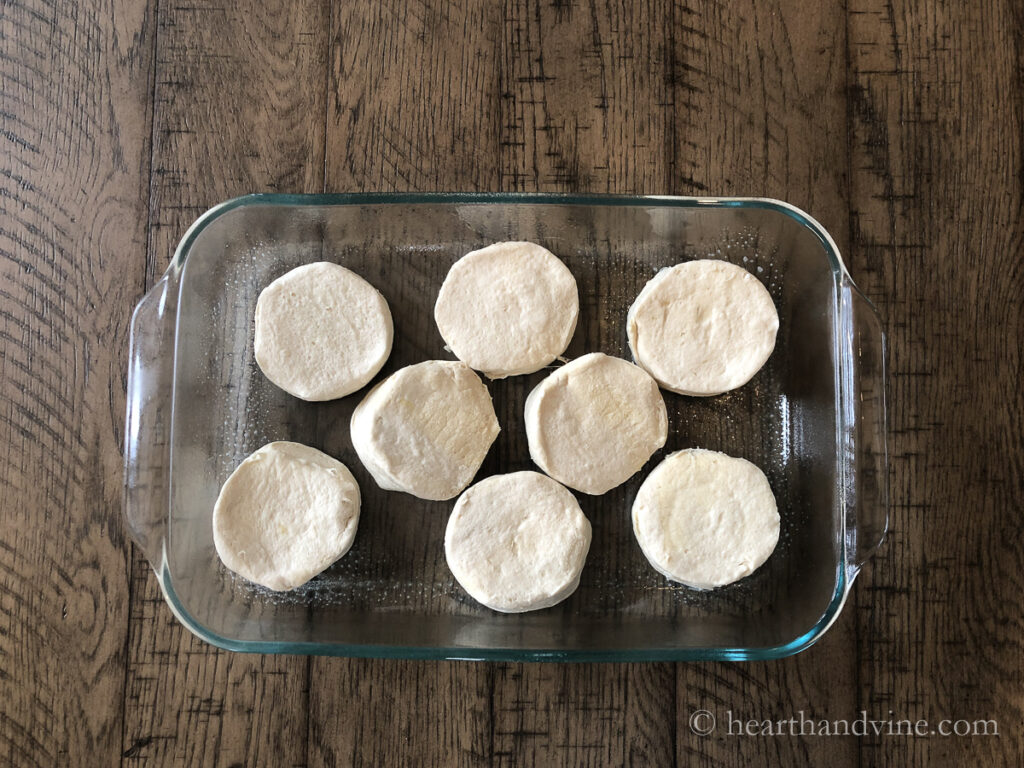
{"left": 842, "top": 280, "right": 889, "bottom": 574}
{"left": 123, "top": 274, "right": 176, "bottom": 568}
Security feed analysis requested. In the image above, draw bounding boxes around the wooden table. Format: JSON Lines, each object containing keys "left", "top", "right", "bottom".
{"left": 2, "top": 0, "right": 1021, "bottom": 765}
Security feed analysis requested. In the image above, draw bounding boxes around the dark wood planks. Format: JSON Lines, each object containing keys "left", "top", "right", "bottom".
{"left": 119, "top": 1, "right": 328, "bottom": 765}
{"left": 309, "top": 659, "right": 493, "bottom": 767}
{"left": 498, "top": 0, "right": 677, "bottom": 195}
{"left": 848, "top": 0, "right": 1024, "bottom": 765}
{"left": 325, "top": 0, "right": 502, "bottom": 193}
{"left": 0, "top": 0, "right": 155, "bottom": 764}
{"left": 488, "top": 662, "right": 676, "bottom": 768}
{"left": 0, "top": 0, "right": 1022, "bottom": 764}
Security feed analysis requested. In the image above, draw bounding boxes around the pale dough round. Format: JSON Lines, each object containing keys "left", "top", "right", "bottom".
{"left": 632, "top": 449, "right": 779, "bottom": 589}
{"left": 213, "top": 441, "right": 361, "bottom": 591}
{"left": 350, "top": 360, "right": 500, "bottom": 501}
{"left": 525, "top": 352, "right": 668, "bottom": 495}
{"left": 434, "top": 241, "right": 579, "bottom": 378}
{"left": 444, "top": 471, "right": 592, "bottom": 612}
{"left": 254, "top": 262, "right": 393, "bottom": 401}
{"left": 627, "top": 259, "right": 779, "bottom": 396}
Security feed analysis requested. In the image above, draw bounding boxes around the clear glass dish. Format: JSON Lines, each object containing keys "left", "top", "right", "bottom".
{"left": 124, "top": 193, "right": 887, "bottom": 661}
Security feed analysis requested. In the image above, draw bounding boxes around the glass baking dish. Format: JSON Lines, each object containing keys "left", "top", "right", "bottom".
{"left": 124, "top": 193, "right": 887, "bottom": 661}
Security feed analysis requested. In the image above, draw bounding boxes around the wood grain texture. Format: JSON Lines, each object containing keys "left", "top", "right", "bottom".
{"left": 326, "top": 0, "right": 502, "bottom": 192}
{"left": 119, "top": 1, "right": 328, "bottom": 765}
{"left": 308, "top": 660, "right": 493, "bottom": 767}
{"left": 0, "top": 0, "right": 155, "bottom": 764}
{"left": 0, "top": 0, "right": 1022, "bottom": 765}
{"left": 499, "top": 0, "right": 676, "bottom": 194}
{"left": 848, "top": 0, "right": 1024, "bottom": 765}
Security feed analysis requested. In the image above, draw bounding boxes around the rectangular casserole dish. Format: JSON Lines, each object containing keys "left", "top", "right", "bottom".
{"left": 124, "top": 193, "right": 887, "bottom": 661}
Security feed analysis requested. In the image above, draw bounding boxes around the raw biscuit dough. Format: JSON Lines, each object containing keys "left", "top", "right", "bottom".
{"left": 627, "top": 259, "right": 778, "bottom": 396}
{"left": 632, "top": 448, "right": 779, "bottom": 589}
{"left": 213, "top": 441, "right": 361, "bottom": 591}
{"left": 254, "top": 262, "right": 393, "bottom": 401}
{"left": 525, "top": 352, "right": 668, "bottom": 495}
{"left": 444, "top": 471, "right": 592, "bottom": 612}
{"left": 434, "top": 241, "right": 579, "bottom": 378}
{"left": 350, "top": 360, "right": 500, "bottom": 500}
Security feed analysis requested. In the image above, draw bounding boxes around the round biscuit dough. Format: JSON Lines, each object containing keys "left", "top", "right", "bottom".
{"left": 213, "top": 441, "right": 361, "bottom": 591}
{"left": 434, "top": 241, "right": 579, "bottom": 378}
{"left": 525, "top": 353, "right": 668, "bottom": 495}
{"left": 350, "top": 360, "right": 500, "bottom": 501}
{"left": 444, "top": 471, "right": 592, "bottom": 612}
{"left": 626, "top": 259, "right": 779, "bottom": 396}
{"left": 632, "top": 449, "right": 779, "bottom": 589}
{"left": 254, "top": 262, "right": 393, "bottom": 401}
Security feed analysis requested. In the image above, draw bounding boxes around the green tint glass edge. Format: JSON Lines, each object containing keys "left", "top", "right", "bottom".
{"left": 163, "top": 192, "right": 851, "bottom": 662}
